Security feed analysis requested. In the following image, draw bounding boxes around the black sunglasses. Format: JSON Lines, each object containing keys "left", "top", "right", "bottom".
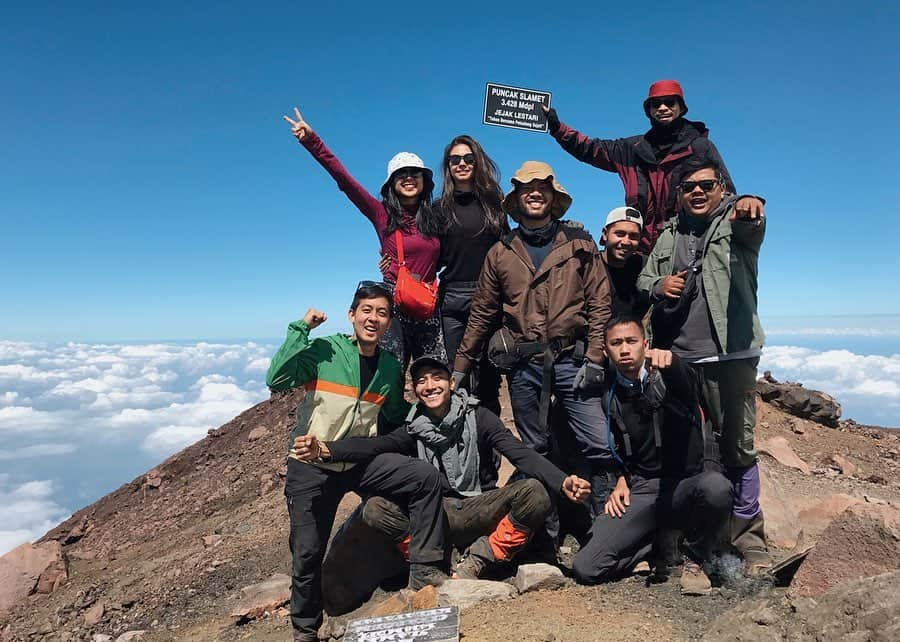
{"left": 356, "top": 280, "right": 390, "bottom": 292}
{"left": 678, "top": 179, "right": 721, "bottom": 193}
{"left": 448, "top": 153, "right": 476, "bottom": 166}
{"left": 393, "top": 168, "right": 423, "bottom": 180}
{"left": 648, "top": 96, "right": 679, "bottom": 109}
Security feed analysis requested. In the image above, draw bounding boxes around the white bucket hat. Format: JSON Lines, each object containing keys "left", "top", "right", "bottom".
{"left": 380, "top": 152, "right": 434, "bottom": 197}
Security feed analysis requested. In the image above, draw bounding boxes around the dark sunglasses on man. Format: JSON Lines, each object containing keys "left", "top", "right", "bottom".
{"left": 648, "top": 96, "right": 680, "bottom": 109}
{"left": 678, "top": 179, "right": 722, "bottom": 193}
{"left": 448, "top": 153, "right": 476, "bottom": 167}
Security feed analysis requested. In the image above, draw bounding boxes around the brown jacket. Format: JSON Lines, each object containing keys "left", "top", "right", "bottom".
{"left": 454, "top": 221, "right": 611, "bottom": 372}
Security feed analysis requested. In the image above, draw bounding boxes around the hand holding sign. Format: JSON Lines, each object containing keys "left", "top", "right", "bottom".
{"left": 283, "top": 107, "right": 314, "bottom": 142}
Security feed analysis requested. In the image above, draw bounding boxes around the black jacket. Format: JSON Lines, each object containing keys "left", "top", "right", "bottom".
{"left": 326, "top": 406, "right": 566, "bottom": 498}
{"left": 605, "top": 354, "right": 706, "bottom": 480}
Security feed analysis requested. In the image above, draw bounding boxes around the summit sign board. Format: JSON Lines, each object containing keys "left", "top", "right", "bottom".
{"left": 483, "top": 82, "right": 552, "bottom": 133}
{"left": 344, "top": 606, "right": 459, "bottom": 642}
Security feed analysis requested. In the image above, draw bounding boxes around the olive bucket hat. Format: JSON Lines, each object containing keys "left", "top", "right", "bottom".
{"left": 501, "top": 161, "right": 572, "bottom": 221}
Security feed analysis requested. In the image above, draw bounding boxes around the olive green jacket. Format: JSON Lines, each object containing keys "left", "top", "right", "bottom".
{"left": 637, "top": 201, "right": 765, "bottom": 354}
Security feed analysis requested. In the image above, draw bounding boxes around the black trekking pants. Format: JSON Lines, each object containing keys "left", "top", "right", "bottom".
{"left": 362, "top": 478, "right": 551, "bottom": 550}
{"left": 572, "top": 471, "right": 732, "bottom": 585}
{"left": 440, "top": 281, "right": 502, "bottom": 416}
{"left": 285, "top": 454, "right": 448, "bottom": 637}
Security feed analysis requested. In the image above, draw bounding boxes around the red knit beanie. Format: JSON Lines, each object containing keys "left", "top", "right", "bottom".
{"left": 643, "top": 79, "right": 688, "bottom": 116}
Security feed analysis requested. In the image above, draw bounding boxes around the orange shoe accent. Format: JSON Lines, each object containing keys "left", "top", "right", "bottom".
{"left": 396, "top": 535, "right": 411, "bottom": 561}
{"left": 487, "top": 515, "right": 531, "bottom": 562}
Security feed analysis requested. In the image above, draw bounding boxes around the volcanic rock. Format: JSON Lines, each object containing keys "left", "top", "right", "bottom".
{"left": 758, "top": 436, "right": 810, "bottom": 474}
{"left": 230, "top": 573, "right": 291, "bottom": 621}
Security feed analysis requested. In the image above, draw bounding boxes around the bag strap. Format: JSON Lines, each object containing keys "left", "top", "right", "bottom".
{"left": 394, "top": 230, "right": 406, "bottom": 267}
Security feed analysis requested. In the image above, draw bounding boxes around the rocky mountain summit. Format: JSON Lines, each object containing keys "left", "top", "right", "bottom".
{"left": 2, "top": 382, "right": 899, "bottom": 641}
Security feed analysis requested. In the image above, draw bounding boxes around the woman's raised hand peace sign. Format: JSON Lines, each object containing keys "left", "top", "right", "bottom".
{"left": 283, "top": 107, "right": 313, "bottom": 142}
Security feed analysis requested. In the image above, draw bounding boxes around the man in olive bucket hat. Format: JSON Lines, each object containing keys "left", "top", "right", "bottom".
{"left": 453, "top": 161, "right": 615, "bottom": 527}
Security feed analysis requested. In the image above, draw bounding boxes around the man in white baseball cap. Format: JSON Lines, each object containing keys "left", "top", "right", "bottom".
{"left": 602, "top": 206, "right": 649, "bottom": 319}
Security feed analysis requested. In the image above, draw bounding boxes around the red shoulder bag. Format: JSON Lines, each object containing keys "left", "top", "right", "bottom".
{"left": 392, "top": 231, "right": 438, "bottom": 321}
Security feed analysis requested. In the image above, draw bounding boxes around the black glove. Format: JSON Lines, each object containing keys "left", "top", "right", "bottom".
{"left": 573, "top": 360, "right": 605, "bottom": 393}
{"left": 545, "top": 107, "right": 561, "bottom": 134}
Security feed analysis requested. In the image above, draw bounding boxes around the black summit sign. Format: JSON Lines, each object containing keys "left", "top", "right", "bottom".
{"left": 483, "top": 82, "right": 552, "bottom": 133}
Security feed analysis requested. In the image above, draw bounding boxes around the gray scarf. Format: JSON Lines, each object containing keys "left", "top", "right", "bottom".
{"left": 406, "top": 389, "right": 481, "bottom": 496}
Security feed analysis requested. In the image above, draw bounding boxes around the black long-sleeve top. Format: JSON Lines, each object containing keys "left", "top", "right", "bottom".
{"left": 438, "top": 191, "right": 509, "bottom": 284}
{"left": 326, "top": 406, "right": 566, "bottom": 498}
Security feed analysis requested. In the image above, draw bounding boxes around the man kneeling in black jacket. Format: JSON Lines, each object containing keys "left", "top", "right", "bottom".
{"left": 293, "top": 355, "right": 591, "bottom": 579}
{"left": 572, "top": 315, "right": 732, "bottom": 595}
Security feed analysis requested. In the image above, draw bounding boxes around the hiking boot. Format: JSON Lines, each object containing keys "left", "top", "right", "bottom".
{"left": 680, "top": 559, "right": 712, "bottom": 596}
{"left": 292, "top": 630, "right": 318, "bottom": 642}
{"left": 408, "top": 562, "right": 449, "bottom": 590}
{"left": 455, "top": 536, "right": 497, "bottom": 580}
{"left": 731, "top": 513, "right": 772, "bottom": 576}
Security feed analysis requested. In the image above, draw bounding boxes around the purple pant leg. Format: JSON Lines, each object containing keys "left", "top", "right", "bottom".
{"left": 726, "top": 464, "right": 761, "bottom": 520}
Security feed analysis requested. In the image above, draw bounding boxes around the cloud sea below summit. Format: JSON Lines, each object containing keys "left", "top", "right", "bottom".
{"left": 0, "top": 315, "right": 898, "bottom": 555}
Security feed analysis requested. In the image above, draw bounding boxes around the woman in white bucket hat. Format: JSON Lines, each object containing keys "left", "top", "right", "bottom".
{"left": 283, "top": 107, "right": 446, "bottom": 369}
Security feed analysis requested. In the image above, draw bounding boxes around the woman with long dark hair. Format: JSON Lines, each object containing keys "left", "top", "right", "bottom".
{"left": 283, "top": 107, "right": 445, "bottom": 368}
{"left": 436, "top": 135, "right": 508, "bottom": 415}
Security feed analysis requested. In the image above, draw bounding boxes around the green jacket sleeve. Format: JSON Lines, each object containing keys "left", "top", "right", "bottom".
{"left": 637, "top": 244, "right": 665, "bottom": 302}
{"left": 266, "top": 320, "right": 320, "bottom": 391}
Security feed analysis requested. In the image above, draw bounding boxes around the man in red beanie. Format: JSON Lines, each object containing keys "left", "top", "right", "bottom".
{"left": 543, "top": 80, "right": 763, "bottom": 253}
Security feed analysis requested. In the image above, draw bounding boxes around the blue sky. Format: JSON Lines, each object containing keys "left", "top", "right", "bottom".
{"left": 3, "top": 1, "right": 898, "bottom": 341}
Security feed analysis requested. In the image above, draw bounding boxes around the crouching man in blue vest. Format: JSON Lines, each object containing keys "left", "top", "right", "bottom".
{"left": 293, "top": 354, "right": 592, "bottom": 580}
{"left": 572, "top": 315, "right": 732, "bottom": 595}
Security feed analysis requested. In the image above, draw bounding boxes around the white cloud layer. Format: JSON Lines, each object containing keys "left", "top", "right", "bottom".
{"left": 0, "top": 340, "right": 274, "bottom": 554}
{"left": 0, "top": 475, "right": 70, "bottom": 555}
{"left": 761, "top": 345, "right": 900, "bottom": 427}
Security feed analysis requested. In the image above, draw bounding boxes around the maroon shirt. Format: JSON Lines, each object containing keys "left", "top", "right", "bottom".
{"left": 301, "top": 132, "right": 440, "bottom": 284}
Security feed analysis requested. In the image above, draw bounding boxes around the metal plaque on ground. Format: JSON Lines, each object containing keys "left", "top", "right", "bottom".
{"left": 483, "top": 82, "right": 552, "bottom": 133}
{"left": 343, "top": 606, "right": 459, "bottom": 642}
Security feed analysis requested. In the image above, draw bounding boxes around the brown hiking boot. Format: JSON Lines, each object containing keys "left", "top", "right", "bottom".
{"left": 680, "top": 559, "right": 711, "bottom": 596}
{"left": 455, "top": 536, "right": 497, "bottom": 580}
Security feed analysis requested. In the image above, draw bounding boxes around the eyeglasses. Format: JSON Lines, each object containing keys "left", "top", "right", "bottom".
{"left": 448, "top": 153, "right": 476, "bottom": 167}
{"left": 648, "top": 96, "right": 679, "bottom": 109}
{"left": 393, "top": 169, "right": 423, "bottom": 180}
{"left": 678, "top": 179, "right": 721, "bottom": 193}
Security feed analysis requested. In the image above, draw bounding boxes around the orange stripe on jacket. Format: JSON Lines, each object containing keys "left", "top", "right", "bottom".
{"left": 361, "top": 391, "right": 386, "bottom": 405}
{"left": 304, "top": 380, "right": 357, "bottom": 398}
{"left": 304, "top": 380, "right": 386, "bottom": 406}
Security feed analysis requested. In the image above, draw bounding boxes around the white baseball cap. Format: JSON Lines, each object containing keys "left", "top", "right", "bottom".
{"left": 604, "top": 206, "right": 644, "bottom": 230}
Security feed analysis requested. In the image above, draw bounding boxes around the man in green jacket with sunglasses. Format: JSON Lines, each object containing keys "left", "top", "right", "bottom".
{"left": 638, "top": 158, "right": 769, "bottom": 575}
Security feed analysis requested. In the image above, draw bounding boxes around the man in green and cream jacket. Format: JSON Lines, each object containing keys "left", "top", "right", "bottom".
{"left": 266, "top": 282, "right": 450, "bottom": 642}
{"left": 638, "top": 158, "right": 769, "bottom": 575}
